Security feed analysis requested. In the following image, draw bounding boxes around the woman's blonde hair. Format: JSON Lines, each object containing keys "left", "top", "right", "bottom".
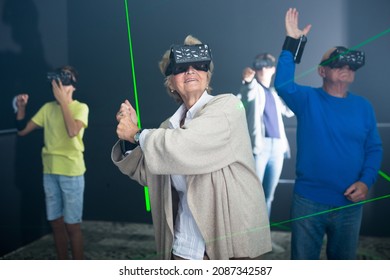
{"left": 159, "top": 35, "right": 214, "bottom": 103}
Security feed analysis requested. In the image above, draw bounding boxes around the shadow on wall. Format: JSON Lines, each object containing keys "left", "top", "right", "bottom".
{"left": 0, "top": 0, "right": 51, "bottom": 255}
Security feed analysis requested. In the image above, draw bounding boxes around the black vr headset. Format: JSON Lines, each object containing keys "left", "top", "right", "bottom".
{"left": 164, "top": 43, "right": 212, "bottom": 76}
{"left": 47, "top": 70, "right": 76, "bottom": 86}
{"left": 253, "top": 54, "right": 276, "bottom": 70}
{"left": 320, "top": 46, "right": 365, "bottom": 71}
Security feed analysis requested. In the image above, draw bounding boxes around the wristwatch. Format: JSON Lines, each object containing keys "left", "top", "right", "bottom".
{"left": 134, "top": 129, "right": 142, "bottom": 144}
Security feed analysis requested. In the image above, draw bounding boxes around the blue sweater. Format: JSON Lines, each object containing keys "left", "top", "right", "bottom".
{"left": 275, "top": 50, "right": 383, "bottom": 206}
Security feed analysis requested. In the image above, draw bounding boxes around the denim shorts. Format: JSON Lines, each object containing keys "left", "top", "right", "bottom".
{"left": 43, "top": 174, "right": 85, "bottom": 224}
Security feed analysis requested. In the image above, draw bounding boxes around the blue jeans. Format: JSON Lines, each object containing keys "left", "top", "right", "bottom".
{"left": 291, "top": 193, "right": 362, "bottom": 260}
{"left": 254, "top": 138, "right": 285, "bottom": 217}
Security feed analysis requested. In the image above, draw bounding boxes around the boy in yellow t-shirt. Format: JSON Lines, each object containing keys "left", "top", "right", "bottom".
{"left": 15, "top": 65, "right": 88, "bottom": 260}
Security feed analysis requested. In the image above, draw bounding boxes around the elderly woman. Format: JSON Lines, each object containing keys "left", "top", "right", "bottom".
{"left": 111, "top": 35, "right": 271, "bottom": 260}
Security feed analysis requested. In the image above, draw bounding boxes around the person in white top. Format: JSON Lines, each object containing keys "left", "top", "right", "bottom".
{"left": 239, "top": 53, "right": 294, "bottom": 218}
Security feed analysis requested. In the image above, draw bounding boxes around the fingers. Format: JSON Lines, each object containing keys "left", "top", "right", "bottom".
{"left": 302, "top": 24, "right": 312, "bottom": 36}
{"left": 344, "top": 182, "right": 368, "bottom": 202}
{"left": 124, "top": 100, "right": 133, "bottom": 109}
{"left": 285, "top": 8, "right": 298, "bottom": 38}
{"left": 344, "top": 186, "right": 354, "bottom": 196}
{"left": 17, "top": 93, "right": 29, "bottom": 99}
{"left": 286, "top": 8, "right": 297, "bottom": 25}
{"left": 115, "top": 111, "right": 123, "bottom": 122}
{"left": 116, "top": 119, "right": 131, "bottom": 141}
{"left": 51, "top": 79, "right": 59, "bottom": 89}
{"left": 17, "top": 94, "right": 29, "bottom": 106}
{"left": 242, "top": 67, "right": 255, "bottom": 82}
{"left": 120, "top": 103, "right": 130, "bottom": 116}
{"left": 116, "top": 113, "right": 138, "bottom": 141}
{"left": 51, "top": 80, "right": 64, "bottom": 98}
{"left": 285, "top": 7, "right": 311, "bottom": 38}
{"left": 128, "top": 102, "right": 137, "bottom": 116}
{"left": 124, "top": 100, "right": 139, "bottom": 121}
{"left": 344, "top": 186, "right": 358, "bottom": 202}
{"left": 292, "top": 8, "right": 298, "bottom": 22}
{"left": 125, "top": 100, "right": 136, "bottom": 117}
{"left": 346, "top": 191, "right": 365, "bottom": 203}
{"left": 116, "top": 100, "right": 139, "bottom": 125}
{"left": 117, "top": 102, "right": 130, "bottom": 118}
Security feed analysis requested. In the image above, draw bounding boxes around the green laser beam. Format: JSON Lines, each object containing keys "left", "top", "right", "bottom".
{"left": 130, "top": 192, "right": 390, "bottom": 259}
{"left": 124, "top": 0, "right": 141, "bottom": 128}
{"left": 270, "top": 193, "right": 390, "bottom": 229}
{"left": 205, "top": 193, "right": 390, "bottom": 245}
{"left": 270, "top": 169, "right": 390, "bottom": 231}
{"left": 133, "top": 171, "right": 390, "bottom": 259}
{"left": 124, "top": 0, "right": 150, "bottom": 212}
{"left": 317, "top": 27, "right": 390, "bottom": 73}
{"left": 352, "top": 28, "right": 390, "bottom": 50}
{"left": 144, "top": 186, "right": 151, "bottom": 211}
{"left": 379, "top": 170, "right": 390, "bottom": 182}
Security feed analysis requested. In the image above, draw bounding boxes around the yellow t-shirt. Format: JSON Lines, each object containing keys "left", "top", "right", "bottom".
{"left": 31, "top": 100, "right": 89, "bottom": 176}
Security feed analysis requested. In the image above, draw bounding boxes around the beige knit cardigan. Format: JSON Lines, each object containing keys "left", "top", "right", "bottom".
{"left": 111, "top": 93, "right": 272, "bottom": 259}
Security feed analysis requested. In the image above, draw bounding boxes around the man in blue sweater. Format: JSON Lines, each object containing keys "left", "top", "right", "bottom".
{"left": 274, "top": 8, "right": 383, "bottom": 259}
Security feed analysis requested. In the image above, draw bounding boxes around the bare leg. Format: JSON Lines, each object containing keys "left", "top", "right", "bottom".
{"left": 50, "top": 217, "right": 69, "bottom": 260}
{"left": 65, "top": 223, "right": 84, "bottom": 260}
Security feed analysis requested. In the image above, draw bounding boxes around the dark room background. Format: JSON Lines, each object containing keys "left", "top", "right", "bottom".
{"left": 1, "top": 0, "right": 389, "bottom": 257}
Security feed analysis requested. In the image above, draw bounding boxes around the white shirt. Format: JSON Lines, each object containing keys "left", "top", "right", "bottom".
{"left": 140, "top": 91, "right": 214, "bottom": 259}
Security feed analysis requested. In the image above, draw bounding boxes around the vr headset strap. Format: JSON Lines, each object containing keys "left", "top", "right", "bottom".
{"left": 282, "top": 35, "right": 307, "bottom": 64}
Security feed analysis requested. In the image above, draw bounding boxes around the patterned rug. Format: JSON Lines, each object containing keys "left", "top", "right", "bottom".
{"left": 1, "top": 221, "right": 389, "bottom": 260}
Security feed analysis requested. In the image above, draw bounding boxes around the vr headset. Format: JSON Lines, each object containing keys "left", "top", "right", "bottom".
{"left": 320, "top": 46, "right": 365, "bottom": 71}
{"left": 253, "top": 55, "right": 276, "bottom": 70}
{"left": 47, "top": 70, "right": 76, "bottom": 86}
{"left": 164, "top": 44, "right": 212, "bottom": 76}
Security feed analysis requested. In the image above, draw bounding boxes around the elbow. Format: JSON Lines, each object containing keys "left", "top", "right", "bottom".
{"left": 274, "top": 76, "right": 285, "bottom": 93}
{"left": 68, "top": 132, "right": 78, "bottom": 138}
{"left": 67, "top": 124, "right": 83, "bottom": 138}
{"left": 17, "top": 130, "right": 26, "bottom": 137}
{"left": 67, "top": 121, "right": 85, "bottom": 138}
{"left": 67, "top": 129, "right": 80, "bottom": 138}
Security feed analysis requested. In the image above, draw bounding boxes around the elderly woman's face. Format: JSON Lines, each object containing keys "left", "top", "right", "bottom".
{"left": 170, "top": 66, "right": 208, "bottom": 99}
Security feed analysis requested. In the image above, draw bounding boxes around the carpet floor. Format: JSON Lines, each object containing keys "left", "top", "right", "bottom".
{"left": 1, "top": 221, "right": 390, "bottom": 260}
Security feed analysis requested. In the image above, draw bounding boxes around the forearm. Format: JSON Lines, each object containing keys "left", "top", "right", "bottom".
{"left": 274, "top": 50, "right": 296, "bottom": 93}
{"left": 111, "top": 140, "right": 148, "bottom": 186}
{"left": 15, "top": 107, "right": 27, "bottom": 131}
{"left": 60, "top": 103, "right": 82, "bottom": 137}
{"left": 17, "top": 120, "right": 39, "bottom": 136}
{"left": 16, "top": 107, "right": 26, "bottom": 120}
{"left": 360, "top": 137, "right": 383, "bottom": 188}
{"left": 274, "top": 51, "right": 311, "bottom": 116}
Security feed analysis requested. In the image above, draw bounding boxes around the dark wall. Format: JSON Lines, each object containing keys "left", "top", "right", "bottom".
{"left": 1, "top": 0, "right": 389, "bottom": 256}
{"left": 346, "top": 0, "right": 390, "bottom": 238}
{"left": 0, "top": 0, "right": 62, "bottom": 256}
{"left": 0, "top": 0, "right": 67, "bottom": 130}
